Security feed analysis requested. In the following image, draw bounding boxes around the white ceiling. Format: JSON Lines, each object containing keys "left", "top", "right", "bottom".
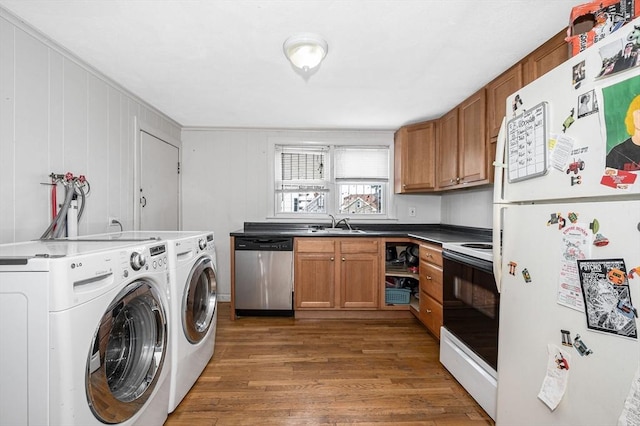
{"left": 0, "top": 1, "right": 579, "bottom": 130}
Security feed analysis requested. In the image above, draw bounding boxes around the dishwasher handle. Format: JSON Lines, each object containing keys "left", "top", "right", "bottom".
{"left": 234, "top": 237, "right": 293, "bottom": 251}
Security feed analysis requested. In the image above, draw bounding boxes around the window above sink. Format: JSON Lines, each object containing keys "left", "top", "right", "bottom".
{"left": 273, "top": 144, "right": 390, "bottom": 220}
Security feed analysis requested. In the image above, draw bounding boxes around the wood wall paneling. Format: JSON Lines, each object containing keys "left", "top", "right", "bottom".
{"left": 0, "top": 13, "right": 181, "bottom": 243}
{"left": 0, "top": 17, "right": 15, "bottom": 242}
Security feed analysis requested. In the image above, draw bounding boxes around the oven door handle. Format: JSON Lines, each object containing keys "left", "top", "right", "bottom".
{"left": 442, "top": 250, "right": 493, "bottom": 274}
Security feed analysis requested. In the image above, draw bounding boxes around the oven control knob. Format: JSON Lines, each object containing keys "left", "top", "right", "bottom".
{"left": 130, "top": 252, "right": 146, "bottom": 271}
{"left": 198, "top": 238, "right": 206, "bottom": 250}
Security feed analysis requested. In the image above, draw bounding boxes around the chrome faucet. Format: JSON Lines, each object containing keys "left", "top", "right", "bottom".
{"left": 335, "top": 218, "right": 352, "bottom": 230}
{"left": 328, "top": 214, "right": 337, "bottom": 228}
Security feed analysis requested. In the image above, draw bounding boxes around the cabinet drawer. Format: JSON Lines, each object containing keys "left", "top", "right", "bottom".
{"left": 420, "top": 260, "right": 443, "bottom": 303}
{"left": 419, "top": 293, "right": 443, "bottom": 339}
{"left": 419, "top": 243, "right": 442, "bottom": 267}
{"left": 339, "top": 238, "right": 379, "bottom": 254}
{"left": 295, "top": 238, "right": 335, "bottom": 253}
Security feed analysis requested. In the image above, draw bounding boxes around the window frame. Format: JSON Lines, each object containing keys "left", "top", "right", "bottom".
{"left": 274, "top": 145, "right": 330, "bottom": 215}
{"left": 268, "top": 137, "right": 393, "bottom": 220}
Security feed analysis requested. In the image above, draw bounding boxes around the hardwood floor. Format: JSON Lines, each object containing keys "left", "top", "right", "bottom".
{"left": 165, "top": 303, "right": 493, "bottom": 425}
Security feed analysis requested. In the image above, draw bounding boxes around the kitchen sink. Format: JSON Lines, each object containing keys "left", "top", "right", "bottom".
{"left": 307, "top": 228, "right": 367, "bottom": 234}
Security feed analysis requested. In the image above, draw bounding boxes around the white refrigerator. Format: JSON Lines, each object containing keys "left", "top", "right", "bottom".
{"left": 493, "top": 18, "right": 640, "bottom": 426}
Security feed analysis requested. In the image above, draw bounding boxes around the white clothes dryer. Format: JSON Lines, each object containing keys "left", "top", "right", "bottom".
{"left": 0, "top": 239, "right": 171, "bottom": 426}
{"left": 167, "top": 232, "right": 217, "bottom": 412}
{"left": 65, "top": 231, "right": 218, "bottom": 412}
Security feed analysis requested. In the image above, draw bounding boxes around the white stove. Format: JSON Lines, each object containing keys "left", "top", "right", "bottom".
{"left": 440, "top": 241, "right": 497, "bottom": 420}
{"left": 442, "top": 241, "right": 493, "bottom": 263}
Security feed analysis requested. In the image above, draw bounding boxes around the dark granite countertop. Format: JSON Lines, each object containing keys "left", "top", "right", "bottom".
{"left": 231, "top": 223, "right": 492, "bottom": 245}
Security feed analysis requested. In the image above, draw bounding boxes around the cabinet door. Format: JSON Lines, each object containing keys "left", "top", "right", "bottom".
{"left": 419, "top": 260, "right": 443, "bottom": 303}
{"left": 419, "top": 292, "right": 443, "bottom": 339}
{"left": 458, "top": 88, "right": 487, "bottom": 185}
{"left": 436, "top": 108, "right": 459, "bottom": 189}
{"left": 295, "top": 253, "right": 336, "bottom": 308}
{"left": 294, "top": 239, "right": 336, "bottom": 309}
{"left": 419, "top": 242, "right": 442, "bottom": 267}
{"left": 339, "top": 239, "right": 380, "bottom": 308}
{"left": 486, "top": 63, "right": 523, "bottom": 143}
{"left": 523, "top": 28, "right": 568, "bottom": 85}
{"left": 393, "top": 127, "right": 408, "bottom": 193}
{"left": 394, "top": 122, "right": 436, "bottom": 193}
{"left": 340, "top": 252, "right": 379, "bottom": 308}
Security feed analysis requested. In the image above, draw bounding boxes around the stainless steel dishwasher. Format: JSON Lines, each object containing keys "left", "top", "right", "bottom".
{"left": 234, "top": 236, "right": 294, "bottom": 317}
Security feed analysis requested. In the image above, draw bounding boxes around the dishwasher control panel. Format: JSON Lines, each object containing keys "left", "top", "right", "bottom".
{"left": 234, "top": 237, "right": 293, "bottom": 251}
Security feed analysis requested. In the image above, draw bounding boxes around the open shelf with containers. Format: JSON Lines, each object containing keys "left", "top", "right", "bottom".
{"left": 382, "top": 238, "right": 419, "bottom": 311}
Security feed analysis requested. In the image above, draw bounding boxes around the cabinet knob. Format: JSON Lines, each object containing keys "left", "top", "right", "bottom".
{"left": 426, "top": 276, "right": 432, "bottom": 280}
{"left": 341, "top": 257, "right": 346, "bottom": 262}
{"left": 402, "top": 184, "right": 406, "bottom": 188}
{"left": 425, "top": 309, "right": 432, "bottom": 314}
{"left": 456, "top": 177, "right": 460, "bottom": 183}
{"left": 450, "top": 178, "right": 455, "bottom": 183}
{"left": 330, "top": 257, "right": 335, "bottom": 261}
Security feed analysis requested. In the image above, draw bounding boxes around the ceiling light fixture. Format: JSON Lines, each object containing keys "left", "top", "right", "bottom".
{"left": 283, "top": 33, "right": 328, "bottom": 73}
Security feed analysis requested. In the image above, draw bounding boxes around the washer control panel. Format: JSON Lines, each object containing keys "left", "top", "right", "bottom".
{"left": 148, "top": 243, "right": 168, "bottom": 270}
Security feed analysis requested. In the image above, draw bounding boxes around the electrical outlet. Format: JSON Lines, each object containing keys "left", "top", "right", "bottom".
{"left": 408, "top": 207, "right": 416, "bottom": 217}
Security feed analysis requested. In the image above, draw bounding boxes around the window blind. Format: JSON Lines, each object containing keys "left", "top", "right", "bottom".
{"left": 334, "top": 147, "right": 389, "bottom": 179}
{"left": 276, "top": 146, "right": 328, "bottom": 181}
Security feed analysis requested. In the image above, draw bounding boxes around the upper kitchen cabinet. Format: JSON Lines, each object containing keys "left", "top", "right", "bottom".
{"left": 394, "top": 121, "right": 437, "bottom": 193}
{"left": 487, "top": 29, "right": 568, "bottom": 142}
{"left": 437, "top": 88, "right": 488, "bottom": 190}
{"left": 523, "top": 28, "right": 569, "bottom": 85}
{"left": 436, "top": 108, "right": 458, "bottom": 189}
{"left": 486, "top": 63, "right": 524, "bottom": 143}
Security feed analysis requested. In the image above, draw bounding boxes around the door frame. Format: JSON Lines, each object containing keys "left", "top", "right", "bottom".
{"left": 133, "top": 117, "right": 182, "bottom": 231}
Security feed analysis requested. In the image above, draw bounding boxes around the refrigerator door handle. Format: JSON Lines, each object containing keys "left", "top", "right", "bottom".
{"left": 492, "top": 116, "right": 507, "bottom": 204}
{"left": 492, "top": 116, "right": 507, "bottom": 293}
{"left": 492, "top": 204, "right": 504, "bottom": 293}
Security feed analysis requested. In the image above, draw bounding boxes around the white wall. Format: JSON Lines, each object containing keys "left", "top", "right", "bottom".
{"left": 441, "top": 186, "right": 493, "bottom": 228}
{"left": 0, "top": 4, "right": 492, "bottom": 303}
{"left": 180, "top": 128, "right": 443, "bottom": 300}
{"left": 0, "top": 10, "right": 181, "bottom": 243}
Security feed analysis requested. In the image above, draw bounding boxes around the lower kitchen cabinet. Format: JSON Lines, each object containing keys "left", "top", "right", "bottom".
{"left": 417, "top": 241, "right": 443, "bottom": 339}
{"left": 295, "top": 238, "right": 380, "bottom": 310}
{"left": 419, "top": 293, "right": 443, "bottom": 339}
{"left": 294, "top": 239, "right": 336, "bottom": 308}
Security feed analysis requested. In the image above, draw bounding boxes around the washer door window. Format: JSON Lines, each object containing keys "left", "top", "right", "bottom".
{"left": 86, "top": 280, "right": 167, "bottom": 424}
{"left": 183, "top": 256, "right": 217, "bottom": 343}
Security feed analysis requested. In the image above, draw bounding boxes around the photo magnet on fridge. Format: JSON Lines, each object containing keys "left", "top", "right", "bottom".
{"left": 573, "top": 60, "right": 586, "bottom": 88}
{"left": 578, "top": 90, "right": 599, "bottom": 118}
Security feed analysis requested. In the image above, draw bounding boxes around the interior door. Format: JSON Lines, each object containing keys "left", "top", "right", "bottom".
{"left": 140, "top": 131, "right": 179, "bottom": 231}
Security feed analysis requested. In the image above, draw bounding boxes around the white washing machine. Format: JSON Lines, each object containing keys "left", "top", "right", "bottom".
{"left": 0, "top": 238, "right": 172, "bottom": 426}
{"left": 66, "top": 231, "right": 218, "bottom": 412}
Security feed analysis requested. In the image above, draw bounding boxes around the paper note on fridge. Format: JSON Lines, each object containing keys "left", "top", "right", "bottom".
{"left": 538, "top": 344, "right": 572, "bottom": 410}
{"left": 550, "top": 133, "right": 575, "bottom": 172}
{"left": 618, "top": 368, "right": 640, "bottom": 426}
{"left": 557, "top": 223, "right": 591, "bottom": 311}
